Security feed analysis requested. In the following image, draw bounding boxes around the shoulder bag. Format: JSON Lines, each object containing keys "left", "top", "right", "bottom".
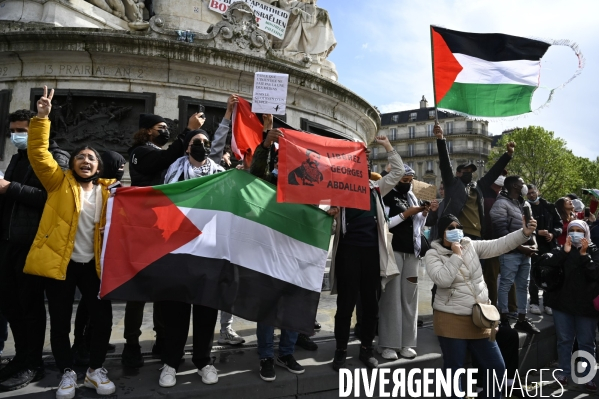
{"left": 458, "top": 267, "right": 500, "bottom": 341}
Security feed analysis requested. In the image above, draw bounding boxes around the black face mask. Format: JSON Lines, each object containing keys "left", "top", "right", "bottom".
{"left": 190, "top": 143, "right": 208, "bottom": 163}
{"left": 460, "top": 172, "right": 473, "bottom": 184}
{"left": 395, "top": 182, "right": 411, "bottom": 194}
{"left": 154, "top": 129, "right": 170, "bottom": 147}
{"left": 73, "top": 172, "right": 100, "bottom": 183}
{"left": 115, "top": 170, "right": 125, "bottom": 181}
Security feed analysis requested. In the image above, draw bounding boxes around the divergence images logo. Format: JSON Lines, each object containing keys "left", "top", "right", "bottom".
{"left": 571, "top": 350, "right": 597, "bottom": 384}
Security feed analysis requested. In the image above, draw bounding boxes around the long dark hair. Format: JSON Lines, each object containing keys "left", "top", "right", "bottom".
{"left": 69, "top": 145, "right": 104, "bottom": 181}
{"left": 132, "top": 128, "right": 151, "bottom": 147}
{"left": 555, "top": 197, "right": 573, "bottom": 222}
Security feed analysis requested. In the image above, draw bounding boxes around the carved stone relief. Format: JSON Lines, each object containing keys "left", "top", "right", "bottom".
{"left": 0, "top": 90, "right": 12, "bottom": 161}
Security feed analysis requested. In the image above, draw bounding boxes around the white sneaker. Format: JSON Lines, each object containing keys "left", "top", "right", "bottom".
{"left": 378, "top": 347, "right": 398, "bottom": 360}
{"left": 399, "top": 347, "right": 417, "bottom": 359}
{"left": 218, "top": 327, "right": 245, "bottom": 345}
{"left": 159, "top": 364, "right": 177, "bottom": 387}
{"left": 84, "top": 367, "right": 116, "bottom": 395}
{"left": 198, "top": 364, "right": 218, "bottom": 384}
{"left": 56, "top": 369, "right": 77, "bottom": 399}
{"left": 529, "top": 304, "right": 542, "bottom": 315}
{"left": 545, "top": 306, "right": 553, "bottom": 315}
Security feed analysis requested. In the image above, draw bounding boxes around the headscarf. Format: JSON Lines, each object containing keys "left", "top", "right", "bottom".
{"left": 403, "top": 164, "right": 415, "bottom": 176}
{"left": 438, "top": 214, "right": 462, "bottom": 238}
{"left": 101, "top": 151, "right": 126, "bottom": 180}
{"left": 567, "top": 220, "right": 591, "bottom": 247}
{"left": 494, "top": 175, "right": 505, "bottom": 187}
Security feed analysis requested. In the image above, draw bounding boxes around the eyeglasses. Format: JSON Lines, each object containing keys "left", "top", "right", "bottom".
{"left": 74, "top": 154, "right": 98, "bottom": 162}
{"left": 446, "top": 225, "right": 463, "bottom": 230}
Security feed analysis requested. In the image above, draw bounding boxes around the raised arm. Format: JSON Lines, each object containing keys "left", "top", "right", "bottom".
{"left": 434, "top": 124, "right": 455, "bottom": 188}
{"left": 376, "top": 136, "right": 404, "bottom": 197}
{"left": 209, "top": 94, "right": 238, "bottom": 164}
{"left": 478, "top": 142, "right": 514, "bottom": 190}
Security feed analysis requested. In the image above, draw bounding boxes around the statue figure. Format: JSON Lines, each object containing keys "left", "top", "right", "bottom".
{"left": 85, "top": 0, "right": 146, "bottom": 23}
{"left": 268, "top": 0, "right": 336, "bottom": 63}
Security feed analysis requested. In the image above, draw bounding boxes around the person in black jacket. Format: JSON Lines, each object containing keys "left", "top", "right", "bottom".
{"left": 542, "top": 220, "right": 599, "bottom": 392}
{"left": 526, "top": 184, "right": 562, "bottom": 316}
{"left": 0, "top": 109, "right": 70, "bottom": 391}
{"left": 122, "top": 95, "right": 237, "bottom": 367}
{"left": 433, "top": 123, "right": 514, "bottom": 240}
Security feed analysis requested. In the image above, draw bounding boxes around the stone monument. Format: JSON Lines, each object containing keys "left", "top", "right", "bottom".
{"left": 0, "top": 0, "right": 379, "bottom": 175}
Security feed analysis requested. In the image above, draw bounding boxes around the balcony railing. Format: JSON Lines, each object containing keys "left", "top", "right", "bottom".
{"left": 387, "top": 128, "right": 490, "bottom": 141}
{"left": 369, "top": 147, "right": 489, "bottom": 160}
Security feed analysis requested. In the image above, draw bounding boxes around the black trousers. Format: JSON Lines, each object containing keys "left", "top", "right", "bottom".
{"left": 334, "top": 243, "right": 381, "bottom": 350}
{"left": 123, "top": 301, "right": 164, "bottom": 346}
{"left": 0, "top": 241, "right": 46, "bottom": 369}
{"left": 161, "top": 301, "right": 218, "bottom": 371}
{"left": 44, "top": 259, "right": 112, "bottom": 371}
{"left": 74, "top": 297, "right": 92, "bottom": 347}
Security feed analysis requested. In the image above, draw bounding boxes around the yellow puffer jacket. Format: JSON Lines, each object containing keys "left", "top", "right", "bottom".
{"left": 24, "top": 117, "right": 115, "bottom": 280}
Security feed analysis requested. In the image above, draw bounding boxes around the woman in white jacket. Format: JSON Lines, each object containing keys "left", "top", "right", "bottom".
{"left": 424, "top": 214, "right": 536, "bottom": 399}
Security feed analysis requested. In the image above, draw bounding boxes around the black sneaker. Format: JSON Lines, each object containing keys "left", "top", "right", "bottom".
{"left": 122, "top": 343, "right": 144, "bottom": 368}
{"left": 359, "top": 346, "right": 378, "bottom": 369}
{"left": 0, "top": 368, "right": 37, "bottom": 391}
{"left": 275, "top": 354, "right": 305, "bottom": 374}
{"left": 259, "top": 358, "right": 276, "bottom": 381}
{"left": 0, "top": 360, "right": 21, "bottom": 383}
{"left": 332, "top": 349, "right": 347, "bottom": 371}
{"left": 314, "top": 321, "right": 322, "bottom": 331}
{"left": 296, "top": 333, "right": 318, "bottom": 351}
{"left": 514, "top": 319, "right": 541, "bottom": 334}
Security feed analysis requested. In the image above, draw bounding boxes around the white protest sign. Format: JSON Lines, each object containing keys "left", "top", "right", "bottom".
{"left": 208, "top": 0, "right": 290, "bottom": 40}
{"left": 252, "top": 72, "right": 289, "bottom": 115}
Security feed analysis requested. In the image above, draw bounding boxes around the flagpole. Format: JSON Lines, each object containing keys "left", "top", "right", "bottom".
{"left": 430, "top": 25, "right": 439, "bottom": 126}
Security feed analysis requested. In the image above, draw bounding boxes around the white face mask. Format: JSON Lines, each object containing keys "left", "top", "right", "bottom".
{"left": 521, "top": 184, "right": 528, "bottom": 197}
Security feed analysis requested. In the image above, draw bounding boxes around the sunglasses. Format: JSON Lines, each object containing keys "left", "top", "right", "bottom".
{"left": 446, "top": 225, "right": 463, "bottom": 230}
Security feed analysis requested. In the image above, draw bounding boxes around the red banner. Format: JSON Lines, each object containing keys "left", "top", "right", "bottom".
{"left": 277, "top": 129, "right": 370, "bottom": 210}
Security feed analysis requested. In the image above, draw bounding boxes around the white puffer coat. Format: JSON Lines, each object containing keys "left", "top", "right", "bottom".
{"left": 425, "top": 229, "right": 530, "bottom": 315}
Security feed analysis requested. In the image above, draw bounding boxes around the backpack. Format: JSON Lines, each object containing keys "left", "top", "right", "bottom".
{"left": 531, "top": 252, "right": 563, "bottom": 292}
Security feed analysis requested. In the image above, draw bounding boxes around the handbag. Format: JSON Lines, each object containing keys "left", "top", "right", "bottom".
{"left": 458, "top": 268, "right": 500, "bottom": 341}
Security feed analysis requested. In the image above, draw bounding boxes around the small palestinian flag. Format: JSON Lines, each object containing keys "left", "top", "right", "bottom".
{"left": 430, "top": 26, "right": 583, "bottom": 117}
{"left": 100, "top": 169, "right": 332, "bottom": 334}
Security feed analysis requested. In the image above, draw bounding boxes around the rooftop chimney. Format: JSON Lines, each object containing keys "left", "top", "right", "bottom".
{"left": 420, "top": 95, "right": 428, "bottom": 109}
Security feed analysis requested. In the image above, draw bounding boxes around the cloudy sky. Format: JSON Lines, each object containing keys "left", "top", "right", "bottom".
{"left": 319, "top": 0, "right": 598, "bottom": 159}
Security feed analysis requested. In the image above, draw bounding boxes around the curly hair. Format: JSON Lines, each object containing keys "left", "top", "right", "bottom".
{"left": 131, "top": 128, "right": 151, "bottom": 147}
{"left": 8, "top": 109, "right": 36, "bottom": 123}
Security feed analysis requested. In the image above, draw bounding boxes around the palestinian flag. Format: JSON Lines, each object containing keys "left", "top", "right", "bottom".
{"left": 431, "top": 26, "right": 551, "bottom": 117}
{"left": 100, "top": 169, "right": 332, "bottom": 334}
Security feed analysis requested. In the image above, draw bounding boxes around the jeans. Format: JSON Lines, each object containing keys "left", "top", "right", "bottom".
{"left": 553, "top": 309, "right": 598, "bottom": 378}
{"left": 438, "top": 336, "right": 505, "bottom": 399}
{"left": 257, "top": 323, "right": 298, "bottom": 359}
{"left": 220, "top": 311, "right": 233, "bottom": 332}
{"left": 45, "top": 259, "right": 113, "bottom": 371}
{"left": 498, "top": 253, "right": 531, "bottom": 314}
{"left": 334, "top": 244, "right": 381, "bottom": 349}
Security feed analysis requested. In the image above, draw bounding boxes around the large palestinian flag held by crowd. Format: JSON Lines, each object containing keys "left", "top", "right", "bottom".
{"left": 100, "top": 169, "right": 333, "bottom": 334}
{"left": 430, "top": 25, "right": 583, "bottom": 117}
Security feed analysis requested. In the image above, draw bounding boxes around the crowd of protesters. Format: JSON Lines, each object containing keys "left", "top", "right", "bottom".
{"left": 1, "top": 87, "right": 598, "bottom": 398}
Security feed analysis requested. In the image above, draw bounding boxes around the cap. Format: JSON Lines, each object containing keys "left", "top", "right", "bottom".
{"left": 457, "top": 163, "right": 478, "bottom": 172}
{"left": 139, "top": 114, "right": 166, "bottom": 130}
{"left": 494, "top": 176, "right": 505, "bottom": 187}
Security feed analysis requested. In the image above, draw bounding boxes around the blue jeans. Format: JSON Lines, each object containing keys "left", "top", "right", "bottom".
{"left": 498, "top": 253, "right": 530, "bottom": 314}
{"left": 438, "top": 336, "right": 505, "bottom": 399}
{"left": 257, "top": 323, "right": 298, "bottom": 359}
{"left": 0, "top": 312, "right": 7, "bottom": 352}
{"left": 552, "top": 309, "right": 597, "bottom": 378}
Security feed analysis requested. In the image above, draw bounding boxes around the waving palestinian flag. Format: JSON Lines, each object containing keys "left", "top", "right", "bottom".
{"left": 431, "top": 26, "right": 584, "bottom": 117}
{"left": 100, "top": 169, "right": 332, "bottom": 334}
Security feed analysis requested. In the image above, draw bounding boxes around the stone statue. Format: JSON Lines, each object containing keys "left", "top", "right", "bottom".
{"left": 268, "top": 0, "right": 336, "bottom": 63}
{"left": 85, "top": 0, "right": 149, "bottom": 29}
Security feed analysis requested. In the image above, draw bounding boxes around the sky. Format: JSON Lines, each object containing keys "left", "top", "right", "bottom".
{"left": 319, "top": 0, "right": 598, "bottom": 160}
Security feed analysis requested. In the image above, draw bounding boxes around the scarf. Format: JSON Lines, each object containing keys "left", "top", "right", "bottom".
{"left": 406, "top": 189, "right": 427, "bottom": 257}
{"left": 567, "top": 220, "right": 591, "bottom": 247}
{"left": 164, "top": 156, "right": 223, "bottom": 184}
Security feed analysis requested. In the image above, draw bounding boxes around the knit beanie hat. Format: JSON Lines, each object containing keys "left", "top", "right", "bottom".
{"left": 139, "top": 114, "right": 166, "bottom": 129}
{"left": 438, "top": 214, "right": 461, "bottom": 237}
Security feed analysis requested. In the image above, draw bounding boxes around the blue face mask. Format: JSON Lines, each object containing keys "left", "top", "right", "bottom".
{"left": 446, "top": 229, "right": 464, "bottom": 243}
{"left": 569, "top": 232, "right": 585, "bottom": 245}
{"left": 11, "top": 133, "right": 28, "bottom": 150}
{"left": 527, "top": 196, "right": 541, "bottom": 204}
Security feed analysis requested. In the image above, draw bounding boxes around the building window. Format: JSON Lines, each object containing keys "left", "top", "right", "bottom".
{"left": 426, "top": 160, "right": 433, "bottom": 171}
{"left": 482, "top": 124, "right": 488, "bottom": 135}
{"left": 445, "top": 121, "right": 453, "bottom": 134}
{"left": 408, "top": 126, "right": 415, "bottom": 139}
{"left": 467, "top": 140, "right": 474, "bottom": 149}
{"left": 409, "top": 112, "right": 417, "bottom": 121}
{"left": 372, "top": 147, "right": 378, "bottom": 158}
{"left": 467, "top": 121, "right": 473, "bottom": 132}
{"left": 426, "top": 124, "right": 434, "bottom": 137}
{"left": 389, "top": 128, "right": 397, "bottom": 141}
{"left": 427, "top": 142, "right": 433, "bottom": 155}
{"left": 428, "top": 110, "right": 435, "bottom": 120}
{"left": 447, "top": 140, "right": 453, "bottom": 154}
{"left": 408, "top": 144, "right": 414, "bottom": 157}
{"left": 392, "top": 115, "right": 399, "bottom": 123}
{"left": 372, "top": 164, "right": 379, "bottom": 172}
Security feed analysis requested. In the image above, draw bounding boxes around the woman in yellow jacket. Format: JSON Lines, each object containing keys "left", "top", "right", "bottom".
{"left": 26, "top": 87, "right": 116, "bottom": 399}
